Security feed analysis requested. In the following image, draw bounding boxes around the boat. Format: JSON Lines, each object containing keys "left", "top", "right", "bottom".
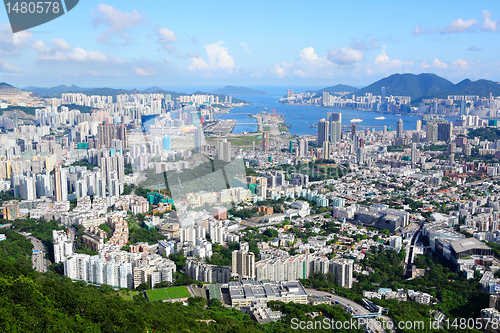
{"left": 375, "top": 116, "right": 386, "bottom": 120}
{"left": 299, "top": 116, "right": 304, "bottom": 118}
{"left": 264, "top": 107, "right": 268, "bottom": 110}
{"left": 396, "top": 113, "right": 401, "bottom": 116}
{"left": 350, "top": 118, "right": 363, "bottom": 123}
{"left": 309, "top": 125, "right": 318, "bottom": 128}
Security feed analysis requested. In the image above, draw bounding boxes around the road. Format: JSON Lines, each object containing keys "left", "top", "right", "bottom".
{"left": 404, "top": 222, "right": 423, "bottom": 279}
{"left": 28, "top": 235, "right": 48, "bottom": 273}
{"left": 305, "top": 288, "right": 395, "bottom": 333}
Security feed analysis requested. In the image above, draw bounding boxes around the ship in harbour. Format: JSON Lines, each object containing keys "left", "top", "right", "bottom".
{"left": 350, "top": 118, "right": 363, "bottom": 123}
{"left": 375, "top": 116, "right": 386, "bottom": 120}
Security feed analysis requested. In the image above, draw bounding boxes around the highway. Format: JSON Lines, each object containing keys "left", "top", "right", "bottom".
{"left": 28, "top": 235, "right": 48, "bottom": 273}
{"left": 305, "top": 288, "right": 395, "bottom": 333}
{"left": 404, "top": 222, "right": 423, "bottom": 279}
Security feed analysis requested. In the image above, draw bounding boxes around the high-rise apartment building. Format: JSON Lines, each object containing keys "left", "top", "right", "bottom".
{"left": 262, "top": 132, "right": 269, "bottom": 151}
{"left": 317, "top": 118, "right": 329, "bottom": 145}
{"left": 397, "top": 118, "right": 403, "bottom": 138}
{"left": 232, "top": 250, "right": 256, "bottom": 280}
{"left": 328, "top": 112, "right": 342, "bottom": 143}
{"left": 426, "top": 122, "right": 438, "bottom": 143}
{"left": 217, "top": 140, "right": 232, "bottom": 162}
{"left": 53, "top": 230, "right": 74, "bottom": 263}
{"left": 437, "top": 122, "right": 452, "bottom": 142}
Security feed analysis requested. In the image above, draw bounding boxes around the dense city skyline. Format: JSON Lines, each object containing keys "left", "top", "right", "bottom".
{"left": 1, "top": 1, "right": 500, "bottom": 87}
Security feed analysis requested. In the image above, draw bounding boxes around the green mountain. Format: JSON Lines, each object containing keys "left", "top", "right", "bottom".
{"left": 21, "top": 85, "right": 248, "bottom": 102}
{"left": 210, "top": 86, "right": 267, "bottom": 95}
{"left": 22, "top": 84, "right": 88, "bottom": 96}
{"left": 445, "top": 79, "right": 500, "bottom": 97}
{"left": 354, "top": 73, "right": 455, "bottom": 100}
{"left": 315, "top": 84, "right": 359, "bottom": 96}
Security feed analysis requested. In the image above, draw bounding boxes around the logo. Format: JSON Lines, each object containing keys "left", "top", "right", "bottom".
{"left": 3, "top": 0, "right": 79, "bottom": 33}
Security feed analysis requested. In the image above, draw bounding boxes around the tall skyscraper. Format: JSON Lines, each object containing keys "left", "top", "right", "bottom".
{"left": 217, "top": 140, "right": 232, "bottom": 162}
{"left": 231, "top": 250, "right": 255, "bottom": 280}
{"left": 299, "top": 139, "right": 307, "bottom": 157}
{"left": 327, "top": 112, "right": 342, "bottom": 143}
{"left": 397, "top": 118, "right": 403, "bottom": 138}
{"left": 426, "top": 122, "right": 438, "bottom": 143}
{"left": 116, "top": 124, "right": 127, "bottom": 149}
{"left": 287, "top": 89, "right": 294, "bottom": 98}
{"left": 322, "top": 141, "right": 330, "bottom": 160}
{"left": 13, "top": 112, "right": 18, "bottom": 130}
{"left": 411, "top": 143, "right": 416, "bottom": 164}
{"left": 262, "top": 132, "right": 269, "bottom": 151}
{"left": 437, "top": 122, "right": 452, "bottom": 142}
{"left": 163, "top": 136, "right": 171, "bottom": 151}
{"left": 416, "top": 120, "right": 422, "bottom": 132}
{"left": 460, "top": 100, "right": 466, "bottom": 116}
{"left": 54, "top": 166, "right": 68, "bottom": 202}
{"left": 194, "top": 125, "right": 205, "bottom": 152}
{"left": 322, "top": 91, "right": 330, "bottom": 106}
{"left": 317, "top": 118, "right": 329, "bottom": 145}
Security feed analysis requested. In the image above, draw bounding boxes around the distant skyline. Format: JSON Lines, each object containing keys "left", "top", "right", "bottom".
{"left": 1, "top": 0, "right": 500, "bottom": 87}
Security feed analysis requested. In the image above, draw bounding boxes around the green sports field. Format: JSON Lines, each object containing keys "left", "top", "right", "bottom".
{"left": 166, "top": 286, "right": 190, "bottom": 299}
{"left": 146, "top": 286, "right": 190, "bottom": 302}
{"left": 146, "top": 289, "right": 169, "bottom": 302}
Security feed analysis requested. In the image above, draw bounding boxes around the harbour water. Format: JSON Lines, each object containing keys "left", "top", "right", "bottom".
{"left": 216, "top": 90, "right": 457, "bottom": 135}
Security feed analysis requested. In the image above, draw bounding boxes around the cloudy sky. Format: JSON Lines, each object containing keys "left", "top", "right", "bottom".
{"left": 0, "top": 0, "right": 499, "bottom": 89}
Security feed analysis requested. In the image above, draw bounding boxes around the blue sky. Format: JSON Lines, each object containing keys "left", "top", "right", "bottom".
{"left": 0, "top": 0, "right": 499, "bottom": 89}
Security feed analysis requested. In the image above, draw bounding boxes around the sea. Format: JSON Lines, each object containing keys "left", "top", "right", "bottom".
{"left": 215, "top": 87, "right": 458, "bottom": 136}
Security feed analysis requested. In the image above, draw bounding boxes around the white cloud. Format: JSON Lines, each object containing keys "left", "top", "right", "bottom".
{"left": 269, "top": 61, "right": 293, "bottom": 78}
{"left": 0, "top": 23, "right": 33, "bottom": 54}
{"left": 269, "top": 47, "right": 336, "bottom": 78}
{"left": 240, "top": 42, "right": 252, "bottom": 53}
{"left": 441, "top": 18, "right": 477, "bottom": 33}
{"left": 205, "top": 41, "right": 235, "bottom": 69}
{"left": 92, "top": 4, "right": 146, "bottom": 44}
{"left": 69, "top": 48, "right": 108, "bottom": 62}
{"left": 413, "top": 23, "right": 431, "bottom": 36}
{"left": 372, "top": 46, "right": 412, "bottom": 70}
{"left": 327, "top": 47, "right": 363, "bottom": 65}
{"left": 452, "top": 59, "right": 469, "bottom": 70}
{"left": 0, "top": 57, "right": 19, "bottom": 72}
{"left": 34, "top": 38, "right": 108, "bottom": 63}
{"left": 188, "top": 57, "right": 209, "bottom": 71}
{"left": 133, "top": 66, "right": 157, "bottom": 76}
{"left": 156, "top": 25, "right": 178, "bottom": 51}
{"left": 422, "top": 62, "right": 430, "bottom": 68}
{"left": 432, "top": 58, "right": 448, "bottom": 69}
{"left": 188, "top": 41, "right": 236, "bottom": 72}
{"left": 482, "top": 10, "right": 497, "bottom": 31}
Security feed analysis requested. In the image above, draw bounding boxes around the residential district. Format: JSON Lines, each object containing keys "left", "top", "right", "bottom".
{"left": 4, "top": 86, "right": 500, "bottom": 331}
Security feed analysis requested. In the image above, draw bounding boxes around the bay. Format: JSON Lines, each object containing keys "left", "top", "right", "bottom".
{"left": 216, "top": 90, "right": 457, "bottom": 136}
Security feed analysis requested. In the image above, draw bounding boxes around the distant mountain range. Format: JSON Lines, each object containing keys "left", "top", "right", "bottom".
{"left": 21, "top": 85, "right": 184, "bottom": 99}
{"left": 210, "top": 86, "right": 267, "bottom": 95}
{"left": 352, "top": 73, "right": 500, "bottom": 102}
{"left": 20, "top": 84, "right": 258, "bottom": 102}
{"left": 16, "top": 73, "right": 500, "bottom": 103}
{"left": 1, "top": 82, "right": 25, "bottom": 95}
{"left": 313, "top": 84, "right": 359, "bottom": 96}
